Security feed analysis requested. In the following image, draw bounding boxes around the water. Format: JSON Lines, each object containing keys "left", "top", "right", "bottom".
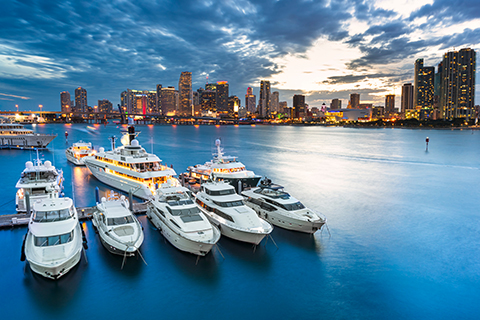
{"left": 1, "top": 124, "right": 480, "bottom": 319}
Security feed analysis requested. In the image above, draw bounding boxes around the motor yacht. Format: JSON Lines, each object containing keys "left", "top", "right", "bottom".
{"left": 242, "top": 178, "right": 326, "bottom": 234}
{"left": 65, "top": 141, "right": 95, "bottom": 165}
{"left": 146, "top": 182, "right": 221, "bottom": 256}
{"left": 195, "top": 181, "right": 272, "bottom": 244}
{"left": 0, "top": 123, "right": 56, "bottom": 149}
{"left": 92, "top": 192, "right": 144, "bottom": 257}
{"left": 84, "top": 123, "right": 176, "bottom": 200}
{"left": 15, "top": 154, "right": 64, "bottom": 212}
{"left": 24, "top": 196, "right": 83, "bottom": 280}
{"left": 181, "top": 139, "right": 261, "bottom": 193}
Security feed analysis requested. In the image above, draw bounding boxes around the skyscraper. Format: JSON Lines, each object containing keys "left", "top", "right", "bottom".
{"left": 259, "top": 80, "right": 271, "bottom": 117}
{"left": 60, "top": 91, "right": 71, "bottom": 113}
{"left": 331, "top": 98, "right": 341, "bottom": 109}
{"left": 271, "top": 91, "right": 279, "bottom": 114}
{"left": 414, "top": 58, "right": 435, "bottom": 109}
{"left": 216, "top": 81, "right": 229, "bottom": 113}
{"left": 349, "top": 93, "right": 360, "bottom": 109}
{"left": 75, "top": 87, "right": 87, "bottom": 112}
{"left": 401, "top": 83, "right": 414, "bottom": 113}
{"left": 293, "top": 95, "right": 305, "bottom": 119}
{"left": 161, "top": 87, "right": 177, "bottom": 115}
{"left": 245, "top": 87, "right": 256, "bottom": 114}
{"left": 98, "top": 99, "right": 113, "bottom": 113}
{"left": 178, "top": 72, "right": 192, "bottom": 116}
{"left": 156, "top": 84, "right": 163, "bottom": 114}
{"left": 385, "top": 94, "right": 395, "bottom": 115}
{"left": 201, "top": 90, "right": 216, "bottom": 113}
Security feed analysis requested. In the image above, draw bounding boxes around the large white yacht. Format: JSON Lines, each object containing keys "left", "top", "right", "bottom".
{"left": 24, "top": 196, "right": 83, "bottom": 280}
{"left": 15, "top": 155, "right": 64, "bottom": 212}
{"left": 92, "top": 193, "right": 144, "bottom": 257}
{"left": 84, "top": 124, "right": 177, "bottom": 200}
{"left": 242, "top": 178, "right": 327, "bottom": 234}
{"left": 147, "top": 182, "right": 221, "bottom": 256}
{"left": 65, "top": 141, "right": 95, "bottom": 166}
{"left": 0, "top": 123, "right": 56, "bottom": 149}
{"left": 195, "top": 181, "right": 273, "bottom": 245}
{"left": 181, "top": 139, "right": 261, "bottom": 193}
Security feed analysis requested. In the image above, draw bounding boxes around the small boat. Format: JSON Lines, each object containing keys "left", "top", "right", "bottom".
{"left": 242, "top": 178, "right": 327, "bottom": 234}
{"left": 195, "top": 181, "right": 273, "bottom": 244}
{"left": 91, "top": 192, "right": 144, "bottom": 257}
{"left": 146, "top": 182, "right": 221, "bottom": 256}
{"left": 65, "top": 141, "right": 95, "bottom": 166}
{"left": 24, "top": 196, "right": 83, "bottom": 280}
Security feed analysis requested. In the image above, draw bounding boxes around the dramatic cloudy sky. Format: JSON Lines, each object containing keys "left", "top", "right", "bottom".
{"left": 0, "top": 0, "right": 479, "bottom": 111}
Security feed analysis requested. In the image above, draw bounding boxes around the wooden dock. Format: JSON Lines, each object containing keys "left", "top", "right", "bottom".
{"left": 0, "top": 202, "right": 148, "bottom": 229}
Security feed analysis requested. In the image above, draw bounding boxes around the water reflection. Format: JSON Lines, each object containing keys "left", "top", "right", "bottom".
{"left": 272, "top": 227, "right": 325, "bottom": 255}
{"left": 216, "top": 236, "right": 273, "bottom": 272}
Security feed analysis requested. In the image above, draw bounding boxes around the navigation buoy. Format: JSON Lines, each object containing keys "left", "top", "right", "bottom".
{"left": 426, "top": 137, "right": 429, "bottom": 151}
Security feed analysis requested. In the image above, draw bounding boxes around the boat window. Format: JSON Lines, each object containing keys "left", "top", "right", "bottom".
{"left": 31, "top": 187, "right": 46, "bottom": 195}
{"left": 107, "top": 216, "right": 134, "bottom": 226}
{"left": 167, "top": 199, "right": 194, "bottom": 206}
{"left": 282, "top": 202, "right": 305, "bottom": 211}
{"left": 206, "top": 188, "right": 235, "bottom": 196}
{"left": 213, "top": 200, "right": 244, "bottom": 208}
{"left": 34, "top": 231, "right": 74, "bottom": 247}
{"left": 166, "top": 206, "right": 201, "bottom": 216}
{"left": 33, "top": 208, "right": 73, "bottom": 222}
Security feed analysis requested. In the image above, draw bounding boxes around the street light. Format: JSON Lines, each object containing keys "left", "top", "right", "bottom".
{"left": 39, "top": 104, "right": 43, "bottom": 112}
{"left": 15, "top": 104, "right": 18, "bottom": 112}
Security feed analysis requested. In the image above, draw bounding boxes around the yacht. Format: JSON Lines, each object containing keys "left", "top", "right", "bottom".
{"left": 24, "top": 196, "right": 83, "bottom": 280}
{"left": 15, "top": 154, "right": 64, "bottom": 212}
{"left": 0, "top": 123, "right": 56, "bottom": 149}
{"left": 181, "top": 139, "right": 261, "bottom": 193}
{"left": 195, "top": 181, "right": 273, "bottom": 244}
{"left": 92, "top": 193, "right": 144, "bottom": 257}
{"left": 146, "top": 182, "right": 221, "bottom": 256}
{"left": 242, "top": 178, "right": 327, "bottom": 234}
{"left": 84, "top": 123, "right": 177, "bottom": 200}
{"left": 65, "top": 141, "right": 96, "bottom": 165}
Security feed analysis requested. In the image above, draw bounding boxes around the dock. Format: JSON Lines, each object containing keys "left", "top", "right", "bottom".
{"left": 0, "top": 202, "right": 148, "bottom": 229}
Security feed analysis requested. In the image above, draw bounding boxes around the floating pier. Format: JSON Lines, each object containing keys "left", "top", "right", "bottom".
{"left": 0, "top": 202, "right": 148, "bottom": 229}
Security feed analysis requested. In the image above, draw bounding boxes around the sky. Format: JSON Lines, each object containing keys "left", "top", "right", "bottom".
{"left": 0, "top": 0, "right": 479, "bottom": 111}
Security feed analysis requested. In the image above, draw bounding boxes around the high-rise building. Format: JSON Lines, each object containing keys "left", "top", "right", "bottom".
{"left": 439, "top": 48, "right": 476, "bottom": 119}
{"left": 216, "top": 81, "right": 229, "bottom": 113}
{"left": 349, "top": 93, "right": 360, "bottom": 109}
{"left": 414, "top": 58, "right": 435, "bottom": 109}
{"left": 385, "top": 94, "right": 395, "bottom": 115}
{"left": 228, "top": 96, "right": 241, "bottom": 115}
{"left": 201, "top": 90, "right": 216, "bottom": 114}
{"left": 259, "top": 80, "right": 271, "bottom": 117}
{"left": 120, "top": 89, "right": 156, "bottom": 115}
{"left": 156, "top": 84, "right": 163, "bottom": 114}
{"left": 161, "top": 87, "right": 177, "bottom": 115}
{"left": 271, "top": 91, "right": 279, "bottom": 114}
{"left": 178, "top": 72, "right": 192, "bottom": 116}
{"left": 98, "top": 99, "right": 113, "bottom": 113}
{"left": 401, "top": 83, "right": 414, "bottom": 113}
{"left": 330, "top": 98, "right": 341, "bottom": 109}
{"left": 245, "top": 87, "right": 256, "bottom": 114}
{"left": 75, "top": 87, "right": 87, "bottom": 112}
{"left": 60, "top": 91, "right": 71, "bottom": 113}
{"left": 293, "top": 95, "right": 306, "bottom": 119}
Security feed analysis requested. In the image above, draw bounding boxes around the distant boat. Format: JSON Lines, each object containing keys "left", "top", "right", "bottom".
{"left": 0, "top": 123, "right": 56, "bottom": 149}
{"left": 65, "top": 141, "right": 96, "bottom": 166}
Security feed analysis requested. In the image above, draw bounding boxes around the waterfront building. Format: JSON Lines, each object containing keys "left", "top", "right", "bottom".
{"left": 60, "top": 91, "right": 72, "bottom": 113}
{"left": 401, "top": 83, "right": 414, "bottom": 113}
{"left": 349, "top": 93, "right": 360, "bottom": 109}
{"left": 201, "top": 90, "right": 216, "bottom": 114}
{"left": 98, "top": 99, "right": 113, "bottom": 113}
{"left": 271, "top": 91, "right": 279, "bottom": 114}
{"left": 120, "top": 89, "right": 157, "bottom": 115}
{"left": 156, "top": 84, "right": 162, "bottom": 114}
{"left": 331, "top": 98, "right": 341, "bottom": 109}
{"left": 372, "top": 106, "right": 384, "bottom": 120}
{"left": 385, "top": 95, "right": 395, "bottom": 115}
{"left": 245, "top": 87, "right": 256, "bottom": 114}
{"left": 228, "top": 96, "right": 240, "bottom": 116}
{"left": 259, "top": 80, "right": 271, "bottom": 117}
{"left": 216, "top": 81, "right": 229, "bottom": 113}
{"left": 179, "top": 72, "right": 193, "bottom": 116}
{"left": 414, "top": 58, "right": 435, "bottom": 109}
{"left": 75, "top": 87, "right": 87, "bottom": 113}
{"left": 161, "top": 87, "right": 178, "bottom": 115}
{"left": 325, "top": 108, "right": 372, "bottom": 122}
{"left": 358, "top": 103, "right": 373, "bottom": 109}
{"left": 293, "top": 94, "right": 306, "bottom": 119}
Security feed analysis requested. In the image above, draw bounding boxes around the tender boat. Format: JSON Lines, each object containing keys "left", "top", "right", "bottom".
{"left": 180, "top": 139, "right": 261, "bottom": 193}
{"left": 15, "top": 154, "right": 64, "bottom": 212}
{"left": 195, "top": 181, "right": 273, "bottom": 244}
{"left": 0, "top": 123, "right": 56, "bottom": 149}
{"left": 24, "top": 196, "right": 83, "bottom": 280}
{"left": 242, "top": 178, "right": 327, "bottom": 234}
{"left": 92, "top": 193, "right": 144, "bottom": 257}
{"left": 146, "top": 181, "right": 221, "bottom": 256}
{"left": 65, "top": 141, "right": 95, "bottom": 165}
{"left": 84, "top": 122, "right": 176, "bottom": 200}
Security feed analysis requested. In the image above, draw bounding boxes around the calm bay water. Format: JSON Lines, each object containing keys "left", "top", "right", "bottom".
{"left": 1, "top": 123, "right": 480, "bottom": 319}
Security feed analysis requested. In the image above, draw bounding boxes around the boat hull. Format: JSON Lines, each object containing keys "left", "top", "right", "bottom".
{"left": 66, "top": 152, "right": 85, "bottom": 166}
{"left": 28, "top": 248, "right": 82, "bottom": 280}
{"left": 0, "top": 133, "right": 56, "bottom": 149}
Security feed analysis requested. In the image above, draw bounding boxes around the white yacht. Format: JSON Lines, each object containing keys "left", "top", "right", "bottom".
{"left": 0, "top": 123, "right": 56, "bottom": 149}
{"left": 242, "top": 178, "right": 327, "bottom": 234}
{"left": 65, "top": 141, "right": 95, "bottom": 165}
{"left": 92, "top": 193, "right": 144, "bottom": 257}
{"left": 24, "top": 196, "right": 83, "bottom": 280}
{"left": 84, "top": 124, "right": 177, "bottom": 200}
{"left": 147, "top": 182, "right": 221, "bottom": 256}
{"left": 181, "top": 139, "right": 261, "bottom": 193}
{"left": 195, "top": 181, "right": 273, "bottom": 245}
{"left": 15, "top": 155, "right": 64, "bottom": 212}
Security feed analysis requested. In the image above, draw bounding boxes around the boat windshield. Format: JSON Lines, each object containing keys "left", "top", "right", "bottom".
{"left": 107, "top": 216, "right": 134, "bottom": 226}
{"left": 213, "top": 200, "right": 244, "bottom": 208}
{"left": 282, "top": 202, "right": 305, "bottom": 211}
{"left": 205, "top": 188, "right": 235, "bottom": 196}
{"left": 167, "top": 199, "right": 194, "bottom": 206}
{"left": 33, "top": 207, "right": 74, "bottom": 222}
{"left": 166, "top": 206, "right": 203, "bottom": 223}
{"left": 22, "top": 171, "right": 57, "bottom": 182}
{"left": 34, "top": 230, "right": 74, "bottom": 247}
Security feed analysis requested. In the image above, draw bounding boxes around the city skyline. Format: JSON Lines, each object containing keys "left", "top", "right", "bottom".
{"left": 0, "top": 0, "right": 479, "bottom": 111}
